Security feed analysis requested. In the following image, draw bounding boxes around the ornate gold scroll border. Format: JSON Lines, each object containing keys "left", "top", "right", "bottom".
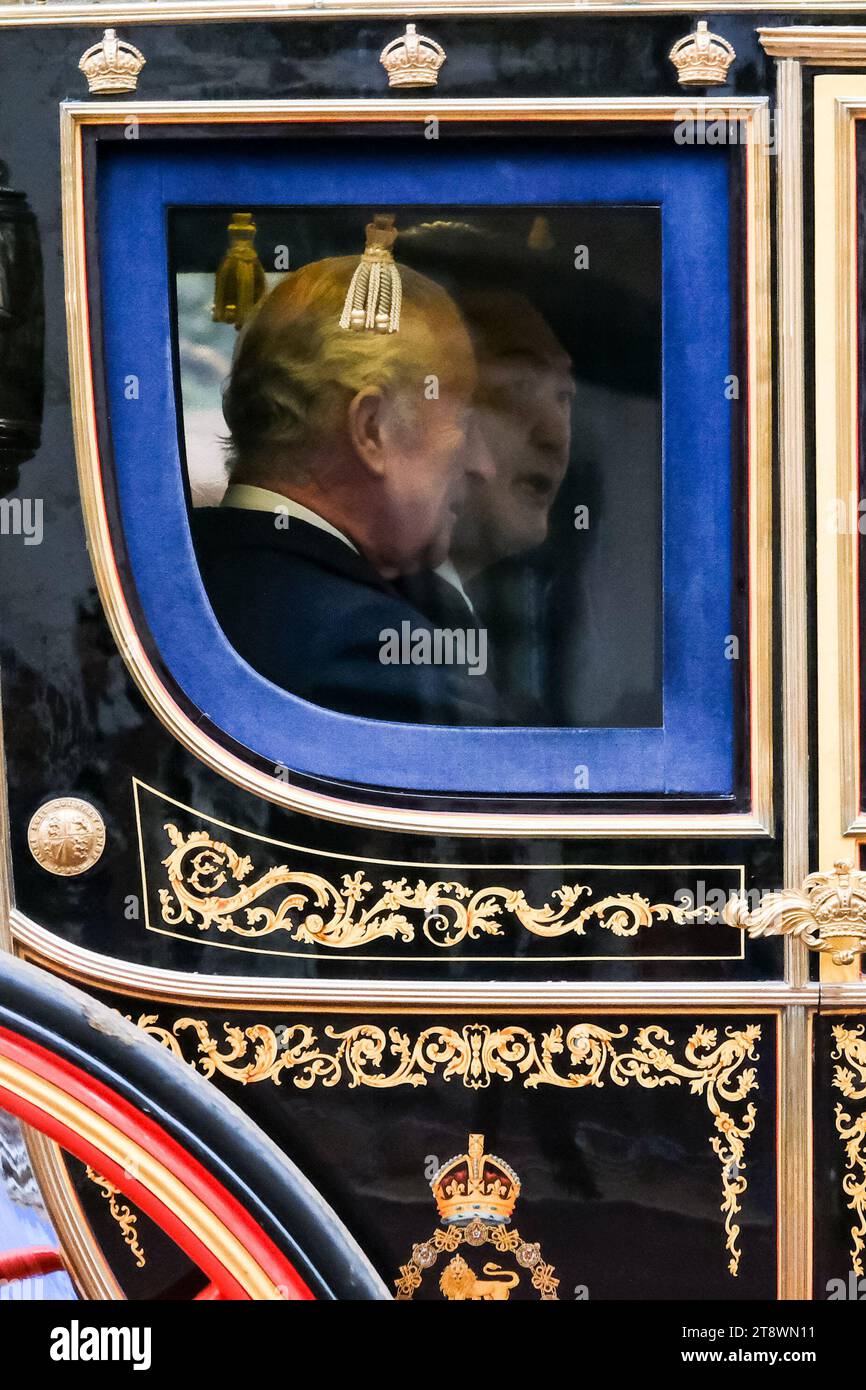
{"left": 62, "top": 97, "right": 772, "bottom": 840}
{"left": 135, "top": 1014, "right": 762, "bottom": 1277}
{"left": 830, "top": 1022, "right": 866, "bottom": 1277}
{"left": 159, "top": 821, "right": 722, "bottom": 953}
{"left": 135, "top": 780, "right": 746, "bottom": 963}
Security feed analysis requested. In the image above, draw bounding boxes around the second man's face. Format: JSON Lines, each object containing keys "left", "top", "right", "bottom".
{"left": 379, "top": 329, "right": 494, "bottom": 574}
{"left": 453, "top": 349, "right": 575, "bottom": 575}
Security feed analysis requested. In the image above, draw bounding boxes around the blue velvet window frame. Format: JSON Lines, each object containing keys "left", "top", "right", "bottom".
{"left": 95, "top": 136, "right": 736, "bottom": 796}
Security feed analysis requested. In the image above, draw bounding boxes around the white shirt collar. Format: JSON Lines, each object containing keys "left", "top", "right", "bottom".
{"left": 433, "top": 559, "right": 476, "bottom": 617}
{"left": 220, "top": 484, "right": 359, "bottom": 555}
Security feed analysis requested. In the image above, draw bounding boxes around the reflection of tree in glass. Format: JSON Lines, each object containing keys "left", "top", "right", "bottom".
{"left": 176, "top": 272, "right": 284, "bottom": 506}
{"left": 176, "top": 272, "right": 232, "bottom": 414}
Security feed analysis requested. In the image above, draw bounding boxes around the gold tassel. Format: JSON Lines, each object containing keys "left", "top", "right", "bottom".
{"left": 340, "top": 213, "right": 402, "bottom": 334}
{"left": 212, "top": 212, "right": 267, "bottom": 330}
{"left": 527, "top": 215, "right": 554, "bottom": 251}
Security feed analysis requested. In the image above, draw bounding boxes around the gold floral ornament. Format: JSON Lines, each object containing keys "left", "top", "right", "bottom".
{"left": 831, "top": 1024, "right": 866, "bottom": 1276}
{"left": 395, "top": 1134, "right": 558, "bottom": 1300}
{"left": 669, "top": 22, "right": 736, "bottom": 87}
{"left": 137, "top": 1015, "right": 760, "bottom": 1276}
{"left": 159, "top": 822, "right": 704, "bottom": 950}
{"left": 84, "top": 1167, "right": 146, "bottom": 1269}
{"left": 379, "top": 23, "right": 446, "bottom": 89}
{"left": 724, "top": 861, "right": 866, "bottom": 966}
{"left": 78, "top": 29, "right": 146, "bottom": 95}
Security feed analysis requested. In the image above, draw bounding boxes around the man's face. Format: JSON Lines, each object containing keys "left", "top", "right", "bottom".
{"left": 378, "top": 327, "right": 492, "bottom": 573}
{"left": 452, "top": 346, "right": 575, "bottom": 576}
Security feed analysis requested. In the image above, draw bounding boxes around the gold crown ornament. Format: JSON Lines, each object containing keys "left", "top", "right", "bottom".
{"left": 669, "top": 22, "right": 735, "bottom": 88}
{"left": 380, "top": 24, "right": 446, "bottom": 89}
{"left": 79, "top": 29, "right": 146, "bottom": 94}
{"left": 431, "top": 1134, "right": 521, "bottom": 1225}
{"left": 395, "top": 1133, "right": 558, "bottom": 1299}
{"left": 340, "top": 213, "right": 402, "bottom": 334}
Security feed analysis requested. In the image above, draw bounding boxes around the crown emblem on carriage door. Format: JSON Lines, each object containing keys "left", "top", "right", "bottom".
{"left": 431, "top": 1133, "right": 521, "bottom": 1225}
{"left": 394, "top": 1133, "right": 559, "bottom": 1299}
{"left": 79, "top": 29, "right": 146, "bottom": 94}
{"left": 669, "top": 22, "right": 736, "bottom": 87}
{"left": 379, "top": 24, "right": 446, "bottom": 88}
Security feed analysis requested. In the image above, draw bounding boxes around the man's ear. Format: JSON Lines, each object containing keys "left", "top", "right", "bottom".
{"left": 347, "top": 387, "right": 388, "bottom": 477}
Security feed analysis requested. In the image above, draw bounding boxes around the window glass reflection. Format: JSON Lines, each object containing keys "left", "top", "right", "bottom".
{"left": 175, "top": 207, "right": 662, "bottom": 728}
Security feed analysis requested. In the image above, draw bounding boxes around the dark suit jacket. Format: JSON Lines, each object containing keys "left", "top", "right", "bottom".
{"left": 190, "top": 507, "right": 504, "bottom": 726}
{"left": 398, "top": 567, "right": 547, "bottom": 726}
{"left": 397, "top": 569, "right": 476, "bottom": 629}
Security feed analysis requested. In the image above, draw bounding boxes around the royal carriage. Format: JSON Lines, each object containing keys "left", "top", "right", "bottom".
{"left": 0, "top": 0, "right": 865, "bottom": 1314}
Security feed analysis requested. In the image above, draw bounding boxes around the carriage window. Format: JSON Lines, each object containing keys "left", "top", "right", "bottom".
{"left": 172, "top": 206, "right": 663, "bottom": 730}
{"left": 95, "top": 132, "right": 746, "bottom": 796}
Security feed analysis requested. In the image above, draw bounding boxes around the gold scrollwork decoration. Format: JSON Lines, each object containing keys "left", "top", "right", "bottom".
{"left": 724, "top": 861, "right": 866, "bottom": 965}
{"left": 134, "top": 1015, "right": 761, "bottom": 1277}
{"left": 831, "top": 1024, "right": 866, "bottom": 1276}
{"left": 159, "top": 823, "right": 704, "bottom": 950}
{"left": 84, "top": 1167, "right": 146, "bottom": 1269}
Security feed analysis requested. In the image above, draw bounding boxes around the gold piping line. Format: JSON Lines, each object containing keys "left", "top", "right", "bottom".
{"left": 761, "top": 26, "right": 866, "bottom": 62}
{"left": 814, "top": 80, "right": 866, "bottom": 984}
{"left": 141, "top": 920, "right": 746, "bottom": 964}
{"left": 762, "top": 51, "right": 812, "bottom": 1301}
{"left": 0, "top": 1052, "right": 284, "bottom": 1300}
{"left": 746, "top": 108, "right": 775, "bottom": 843}
{"left": 12, "top": 923, "right": 814, "bottom": 1007}
{"left": 772, "top": 56, "right": 810, "bottom": 989}
{"left": 778, "top": 1006, "right": 812, "bottom": 1299}
{"left": 133, "top": 775, "right": 754, "bottom": 872}
{"left": 816, "top": 987, "right": 866, "bottom": 1009}
{"left": 63, "top": 96, "right": 771, "bottom": 123}
{"left": 0, "top": 1, "right": 862, "bottom": 26}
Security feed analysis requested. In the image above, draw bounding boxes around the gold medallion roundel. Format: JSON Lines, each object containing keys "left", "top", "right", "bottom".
{"left": 27, "top": 797, "right": 106, "bottom": 876}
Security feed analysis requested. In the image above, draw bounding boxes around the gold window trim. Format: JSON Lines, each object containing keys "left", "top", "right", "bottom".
{"left": 61, "top": 97, "right": 773, "bottom": 839}
{"left": 814, "top": 75, "right": 866, "bottom": 873}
